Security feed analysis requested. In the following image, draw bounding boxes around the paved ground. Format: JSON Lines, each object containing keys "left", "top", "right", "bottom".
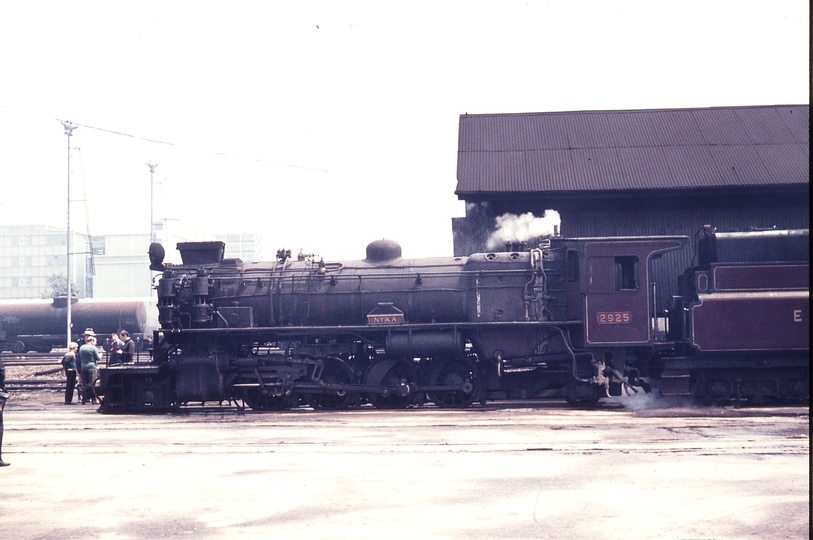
{"left": 0, "top": 393, "right": 808, "bottom": 540}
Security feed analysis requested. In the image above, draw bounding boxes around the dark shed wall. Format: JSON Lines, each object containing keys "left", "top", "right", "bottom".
{"left": 454, "top": 194, "right": 808, "bottom": 313}
{"left": 452, "top": 105, "right": 810, "bottom": 309}
{"left": 453, "top": 187, "right": 809, "bottom": 256}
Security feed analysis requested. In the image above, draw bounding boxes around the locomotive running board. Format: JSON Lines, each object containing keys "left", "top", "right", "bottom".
{"left": 158, "top": 320, "right": 585, "bottom": 335}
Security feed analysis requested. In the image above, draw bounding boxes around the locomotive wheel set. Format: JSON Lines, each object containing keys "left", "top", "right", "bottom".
{"left": 98, "top": 227, "right": 809, "bottom": 413}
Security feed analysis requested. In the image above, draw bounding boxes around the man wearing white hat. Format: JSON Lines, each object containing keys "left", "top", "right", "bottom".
{"left": 78, "top": 330, "right": 101, "bottom": 404}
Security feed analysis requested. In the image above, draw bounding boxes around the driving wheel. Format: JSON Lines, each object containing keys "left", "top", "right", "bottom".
{"left": 364, "top": 358, "right": 418, "bottom": 409}
{"left": 304, "top": 357, "right": 357, "bottom": 410}
{"left": 243, "top": 386, "right": 293, "bottom": 411}
{"left": 426, "top": 357, "right": 480, "bottom": 408}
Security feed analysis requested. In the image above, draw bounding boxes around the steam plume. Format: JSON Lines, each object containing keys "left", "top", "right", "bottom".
{"left": 486, "top": 210, "right": 561, "bottom": 250}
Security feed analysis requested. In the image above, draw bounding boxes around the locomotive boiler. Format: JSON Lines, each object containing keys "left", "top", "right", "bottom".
{"left": 98, "top": 227, "right": 809, "bottom": 413}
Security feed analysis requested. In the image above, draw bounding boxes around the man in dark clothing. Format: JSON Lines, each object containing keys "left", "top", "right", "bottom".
{"left": 0, "top": 357, "right": 9, "bottom": 466}
{"left": 62, "top": 342, "right": 79, "bottom": 404}
{"left": 110, "top": 330, "right": 136, "bottom": 364}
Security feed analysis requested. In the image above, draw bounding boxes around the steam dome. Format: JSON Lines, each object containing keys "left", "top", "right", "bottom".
{"left": 365, "top": 239, "right": 402, "bottom": 263}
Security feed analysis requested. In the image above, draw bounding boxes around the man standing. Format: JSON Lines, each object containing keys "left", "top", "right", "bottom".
{"left": 61, "top": 342, "right": 79, "bottom": 404}
{"left": 78, "top": 332, "right": 102, "bottom": 404}
{"left": 0, "top": 356, "right": 9, "bottom": 466}
{"left": 110, "top": 330, "right": 136, "bottom": 364}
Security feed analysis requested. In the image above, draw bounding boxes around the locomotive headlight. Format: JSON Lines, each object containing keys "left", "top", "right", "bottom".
{"left": 148, "top": 242, "right": 165, "bottom": 271}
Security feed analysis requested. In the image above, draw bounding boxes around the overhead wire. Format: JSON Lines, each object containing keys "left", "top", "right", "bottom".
{"left": 0, "top": 103, "right": 334, "bottom": 174}
{"left": 0, "top": 102, "right": 453, "bottom": 188}
{"left": 68, "top": 120, "right": 337, "bottom": 174}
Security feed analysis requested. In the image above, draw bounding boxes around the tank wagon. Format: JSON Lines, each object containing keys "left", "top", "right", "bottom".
{"left": 98, "top": 227, "right": 809, "bottom": 413}
{"left": 0, "top": 298, "right": 155, "bottom": 353}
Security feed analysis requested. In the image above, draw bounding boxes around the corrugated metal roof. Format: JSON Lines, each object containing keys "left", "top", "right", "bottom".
{"left": 456, "top": 105, "right": 809, "bottom": 196}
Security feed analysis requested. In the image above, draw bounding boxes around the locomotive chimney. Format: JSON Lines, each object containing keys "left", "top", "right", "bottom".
{"left": 177, "top": 241, "right": 225, "bottom": 265}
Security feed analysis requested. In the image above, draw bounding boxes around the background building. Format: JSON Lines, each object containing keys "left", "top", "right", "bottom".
{"left": 453, "top": 104, "right": 809, "bottom": 255}
{"left": 0, "top": 225, "right": 93, "bottom": 299}
{"left": 91, "top": 234, "right": 153, "bottom": 298}
{"left": 452, "top": 104, "right": 809, "bottom": 309}
{"left": 0, "top": 226, "right": 267, "bottom": 300}
{"left": 212, "top": 232, "right": 265, "bottom": 262}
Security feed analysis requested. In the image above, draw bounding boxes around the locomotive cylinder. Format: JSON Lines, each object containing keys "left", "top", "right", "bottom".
{"left": 385, "top": 331, "right": 465, "bottom": 358}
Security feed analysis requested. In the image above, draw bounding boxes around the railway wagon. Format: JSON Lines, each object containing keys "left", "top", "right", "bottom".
{"left": 660, "top": 227, "right": 809, "bottom": 401}
{"left": 0, "top": 298, "right": 155, "bottom": 353}
{"left": 98, "top": 227, "right": 808, "bottom": 413}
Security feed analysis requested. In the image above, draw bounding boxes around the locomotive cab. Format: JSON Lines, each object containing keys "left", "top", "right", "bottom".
{"left": 565, "top": 236, "right": 685, "bottom": 347}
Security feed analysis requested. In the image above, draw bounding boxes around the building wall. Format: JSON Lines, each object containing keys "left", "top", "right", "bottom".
{"left": 0, "top": 226, "right": 152, "bottom": 299}
{"left": 213, "top": 232, "right": 265, "bottom": 262}
{"left": 91, "top": 233, "right": 153, "bottom": 298}
{"left": 452, "top": 188, "right": 809, "bottom": 312}
{"left": 0, "top": 227, "right": 266, "bottom": 299}
{"left": 0, "top": 225, "right": 90, "bottom": 299}
{"left": 454, "top": 188, "right": 810, "bottom": 256}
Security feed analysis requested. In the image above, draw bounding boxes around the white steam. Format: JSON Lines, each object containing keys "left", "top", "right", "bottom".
{"left": 486, "top": 210, "right": 561, "bottom": 250}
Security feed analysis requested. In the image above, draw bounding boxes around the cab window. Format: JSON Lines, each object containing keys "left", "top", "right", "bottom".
{"left": 566, "top": 250, "right": 580, "bottom": 282}
{"left": 614, "top": 256, "right": 638, "bottom": 290}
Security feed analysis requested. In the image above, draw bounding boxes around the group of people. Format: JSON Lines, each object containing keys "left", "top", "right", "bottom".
{"left": 60, "top": 328, "right": 135, "bottom": 405}
{"left": 0, "top": 328, "right": 137, "bottom": 469}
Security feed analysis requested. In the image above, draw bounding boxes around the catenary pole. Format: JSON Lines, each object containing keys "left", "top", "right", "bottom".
{"left": 62, "top": 121, "right": 77, "bottom": 348}
{"left": 147, "top": 162, "right": 157, "bottom": 243}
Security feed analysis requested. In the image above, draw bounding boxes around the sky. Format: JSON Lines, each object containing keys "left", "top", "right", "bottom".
{"left": 0, "top": 1, "right": 809, "bottom": 262}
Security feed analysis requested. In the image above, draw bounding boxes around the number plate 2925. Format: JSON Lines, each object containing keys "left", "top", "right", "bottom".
{"left": 597, "top": 312, "right": 631, "bottom": 324}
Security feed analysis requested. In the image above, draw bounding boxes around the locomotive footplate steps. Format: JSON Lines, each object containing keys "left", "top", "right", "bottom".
{"left": 98, "top": 364, "right": 176, "bottom": 413}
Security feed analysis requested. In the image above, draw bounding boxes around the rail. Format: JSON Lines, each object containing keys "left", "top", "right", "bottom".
{"left": 5, "top": 380, "right": 67, "bottom": 392}
{"left": 2, "top": 350, "right": 152, "bottom": 393}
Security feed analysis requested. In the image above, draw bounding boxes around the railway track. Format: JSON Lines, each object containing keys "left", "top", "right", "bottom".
{"left": 0, "top": 352, "right": 65, "bottom": 367}
{"left": 2, "top": 352, "right": 74, "bottom": 392}
{"left": 1, "top": 351, "right": 152, "bottom": 393}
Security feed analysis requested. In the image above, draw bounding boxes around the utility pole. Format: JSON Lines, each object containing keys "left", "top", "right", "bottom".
{"left": 62, "top": 121, "right": 77, "bottom": 348}
{"left": 147, "top": 162, "right": 158, "bottom": 243}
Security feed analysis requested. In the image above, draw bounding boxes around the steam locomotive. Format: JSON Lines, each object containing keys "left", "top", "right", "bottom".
{"left": 98, "top": 227, "right": 809, "bottom": 413}
{"left": 0, "top": 298, "right": 156, "bottom": 353}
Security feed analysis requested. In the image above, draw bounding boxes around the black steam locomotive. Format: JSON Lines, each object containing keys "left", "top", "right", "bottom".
{"left": 98, "top": 227, "right": 809, "bottom": 413}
